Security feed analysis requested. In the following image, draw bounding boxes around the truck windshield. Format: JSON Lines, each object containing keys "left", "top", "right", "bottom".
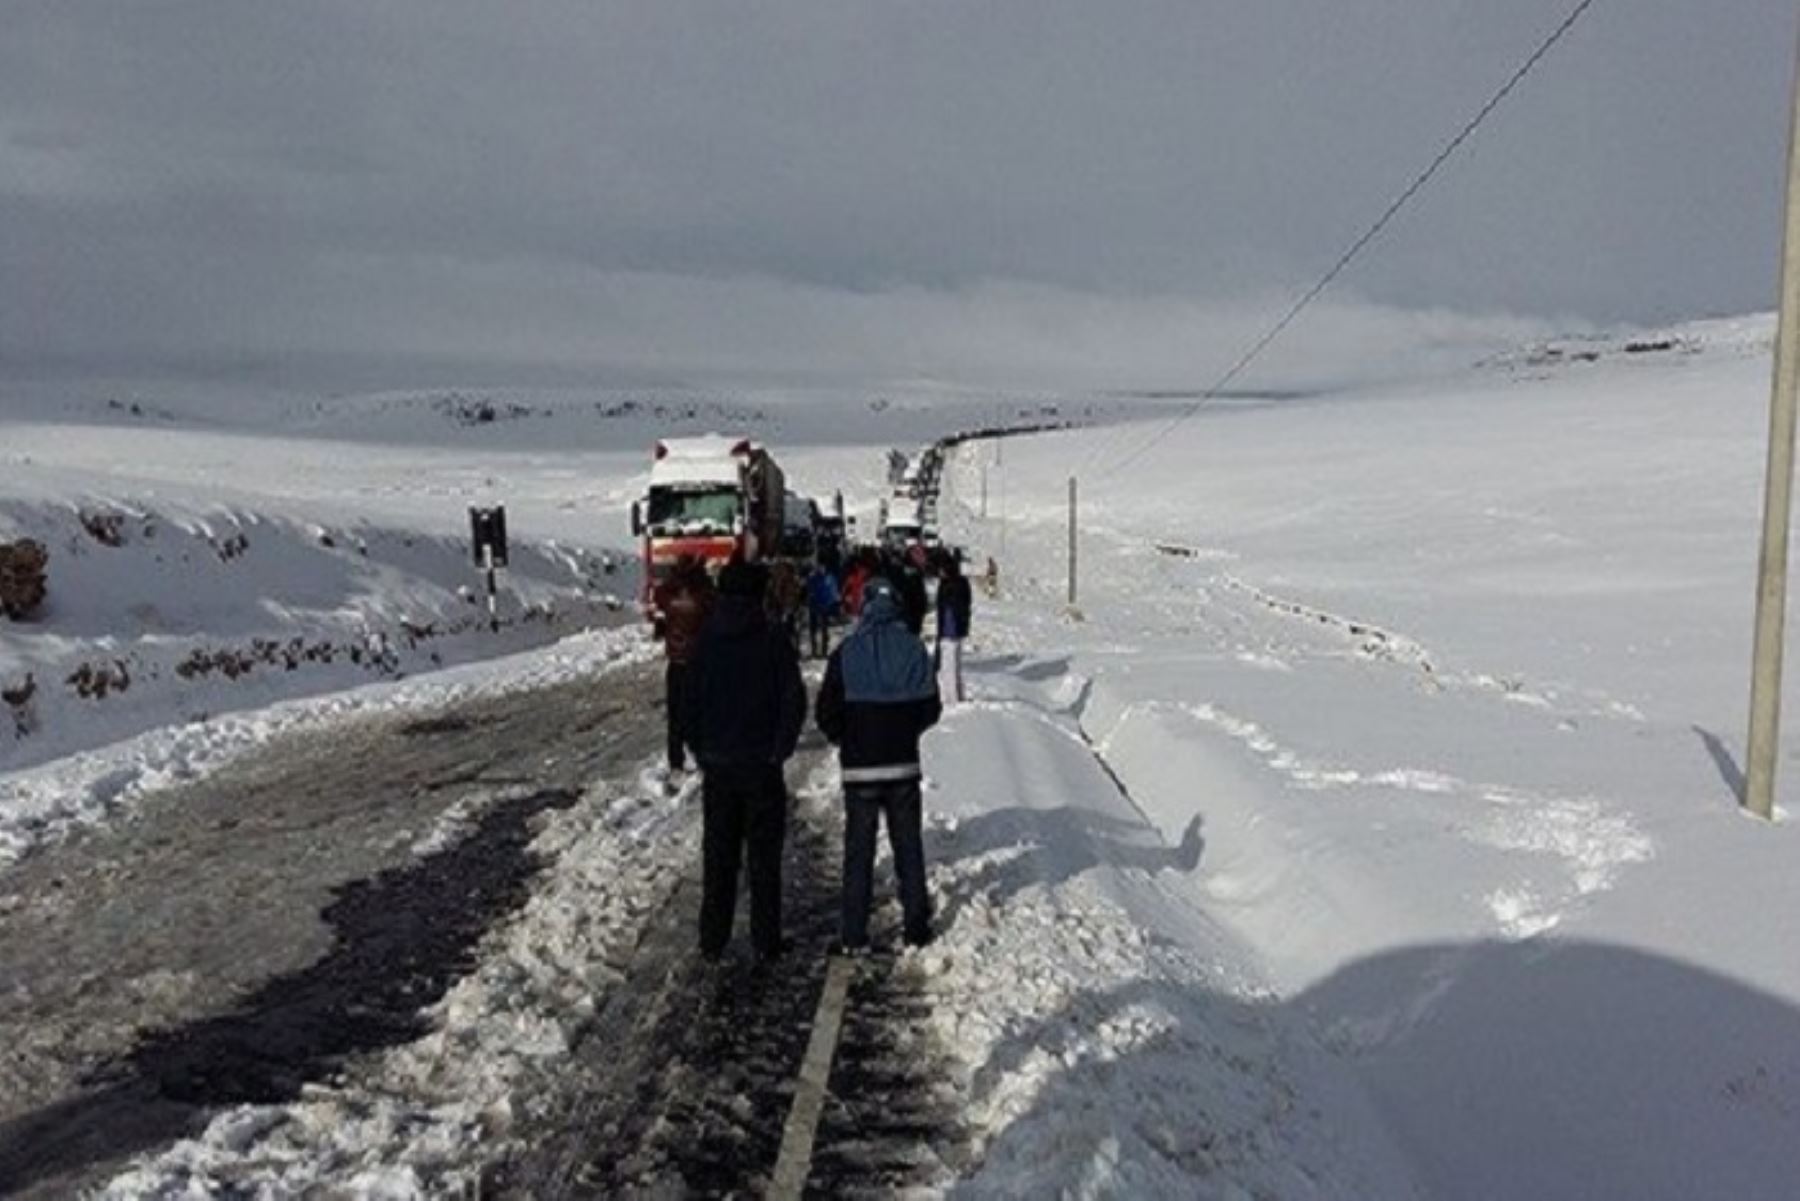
{"left": 648, "top": 488, "right": 739, "bottom": 532}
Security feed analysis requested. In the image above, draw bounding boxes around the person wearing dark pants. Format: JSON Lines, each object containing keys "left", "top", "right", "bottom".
{"left": 934, "top": 553, "right": 973, "bottom": 705}
{"left": 817, "top": 577, "right": 943, "bottom": 951}
{"left": 700, "top": 763, "right": 789, "bottom": 956}
{"left": 664, "top": 660, "right": 690, "bottom": 768}
{"left": 655, "top": 556, "right": 714, "bottom": 773}
{"left": 682, "top": 560, "right": 807, "bottom": 961}
{"left": 840, "top": 780, "right": 930, "bottom": 948}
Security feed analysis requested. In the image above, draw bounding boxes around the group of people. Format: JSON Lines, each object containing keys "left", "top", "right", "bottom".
{"left": 799, "top": 545, "right": 973, "bottom": 699}
{"left": 653, "top": 545, "right": 975, "bottom": 959}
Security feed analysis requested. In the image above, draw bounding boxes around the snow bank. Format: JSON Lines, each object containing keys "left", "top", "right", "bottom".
{"left": 917, "top": 692, "right": 1421, "bottom": 1197}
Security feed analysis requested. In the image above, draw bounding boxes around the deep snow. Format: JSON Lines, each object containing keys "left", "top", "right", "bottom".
{"left": 926, "top": 314, "right": 1800, "bottom": 1198}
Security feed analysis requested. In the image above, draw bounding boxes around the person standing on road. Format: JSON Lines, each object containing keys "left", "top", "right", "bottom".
{"left": 935, "top": 553, "right": 973, "bottom": 704}
{"left": 654, "top": 555, "right": 714, "bottom": 774}
{"left": 883, "top": 551, "right": 929, "bottom": 637}
{"left": 682, "top": 561, "right": 808, "bottom": 962}
{"left": 805, "top": 561, "right": 841, "bottom": 659}
{"left": 841, "top": 552, "right": 873, "bottom": 620}
{"left": 816, "top": 577, "right": 942, "bottom": 951}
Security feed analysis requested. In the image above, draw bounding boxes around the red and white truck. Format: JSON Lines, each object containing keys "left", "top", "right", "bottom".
{"left": 632, "top": 435, "right": 786, "bottom": 614}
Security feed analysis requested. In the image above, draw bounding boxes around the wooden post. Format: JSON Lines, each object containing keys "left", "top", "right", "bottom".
{"left": 1746, "top": 24, "right": 1800, "bottom": 820}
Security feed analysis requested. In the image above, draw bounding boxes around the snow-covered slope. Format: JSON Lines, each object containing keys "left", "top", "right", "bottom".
{"left": 0, "top": 498, "right": 627, "bottom": 772}
{"left": 924, "top": 314, "right": 1800, "bottom": 1198}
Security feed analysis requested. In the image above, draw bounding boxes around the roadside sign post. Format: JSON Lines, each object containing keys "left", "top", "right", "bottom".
{"left": 470, "top": 505, "right": 509, "bottom": 634}
{"left": 1746, "top": 29, "right": 1800, "bottom": 821}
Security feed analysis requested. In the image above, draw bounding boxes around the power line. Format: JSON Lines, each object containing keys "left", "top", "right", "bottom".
{"left": 1097, "top": 0, "right": 1603, "bottom": 478}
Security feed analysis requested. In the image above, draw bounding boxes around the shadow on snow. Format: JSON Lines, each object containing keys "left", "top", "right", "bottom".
{"left": 946, "top": 939, "right": 1800, "bottom": 1201}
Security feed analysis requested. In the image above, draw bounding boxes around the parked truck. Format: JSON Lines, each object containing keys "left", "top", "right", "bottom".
{"left": 780, "top": 492, "right": 822, "bottom": 560}
{"left": 632, "top": 434, "right": 786, "bottom": 615}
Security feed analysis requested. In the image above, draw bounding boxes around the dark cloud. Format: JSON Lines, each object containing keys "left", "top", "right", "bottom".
{"left": 1, "top": 1, "right": 1793, "bottom": 386}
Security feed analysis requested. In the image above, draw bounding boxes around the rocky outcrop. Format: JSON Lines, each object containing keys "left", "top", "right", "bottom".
{"left": 0, "top": 539, "right": 48, "bottom": 620}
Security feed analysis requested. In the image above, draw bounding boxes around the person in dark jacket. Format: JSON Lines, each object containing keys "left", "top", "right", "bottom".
{"left": 816, "top": 577, "right": 942, "bottom": 951}
{"left": 681, "top": 561, "right": 808, "bottom": 961}
{"left": 654, "top": 556, "right": 714, "bottom": 773}
{"left": 882, "top": 553, "right": 929, "bottom": 637}
{"left": 934, "top": 554, "right": 973, "bottom": 704}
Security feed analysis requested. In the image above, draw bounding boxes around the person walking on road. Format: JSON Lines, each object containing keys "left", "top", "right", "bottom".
{"left": 816, "top": 577, "right": 943, "bottom": 951}
{"left": 682, "top": 561, "right": 807, "bottom": 962}
{"left": 935, "top": 553, "right": 973, "bottom": 704}
{"left": 804, "top": 561, "right": 841, "bottom": 659}
{"left": 654, "top": 555, "right": 714, "bottom": 774}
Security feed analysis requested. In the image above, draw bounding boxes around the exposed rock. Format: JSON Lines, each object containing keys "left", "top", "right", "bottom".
{"left": 0, "top": 539, "right": 48, "bottom": 620}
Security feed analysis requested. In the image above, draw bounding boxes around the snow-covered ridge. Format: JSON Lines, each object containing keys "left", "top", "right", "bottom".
{"left": 0, "top": 496, "right": 631, "bottom": 777}
{"left": 1480, "top": 313, "right": 1776, "bottom": 376}
{"left": 0, "top": 380, "right": 1143, "bottom": 452}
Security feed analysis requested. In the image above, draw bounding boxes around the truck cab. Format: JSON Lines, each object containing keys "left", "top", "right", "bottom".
{"left": 634, "top": 435, "right": 785, "bottom": 614}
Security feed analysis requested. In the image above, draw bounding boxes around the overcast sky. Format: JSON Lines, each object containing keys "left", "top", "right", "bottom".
{"left": 2, "top": 1, "right": 1794, "bottom": 389}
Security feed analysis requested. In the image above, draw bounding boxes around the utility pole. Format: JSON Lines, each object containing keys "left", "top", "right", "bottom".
{"left": 1746, "top": 26, "right": 1800, "bottom": 821}
{"left": 1067, "top": 476, "right": 1078, "bottom": 607}
{"left": 997, "top": 436, "right": 1007, "bottom": 560}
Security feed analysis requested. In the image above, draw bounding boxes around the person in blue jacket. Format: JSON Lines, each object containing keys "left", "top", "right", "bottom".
{"left": 815, "top": 577, "right": 943, "bottom": 951}
{"left": 804, "top": 561, "right": 841, "bottom": 660}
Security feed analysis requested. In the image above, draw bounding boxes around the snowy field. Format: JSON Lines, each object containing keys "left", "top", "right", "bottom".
{"left": 918, "top": 315, "right": 1800, "bottom": 1198}
{"left": 7, "top": 316, "right": 1800, "bottom": 1197}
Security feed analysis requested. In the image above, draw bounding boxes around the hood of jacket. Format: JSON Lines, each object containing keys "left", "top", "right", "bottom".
{"left": 841, "top": 588, "right": 935, "bottom": 703}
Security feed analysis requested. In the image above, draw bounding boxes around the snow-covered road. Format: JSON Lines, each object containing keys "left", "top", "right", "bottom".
{"left": 2, "top": 655, "right": 977, "bottom": 1199}
{"left": 0, "top": 655, "right": 672, "bottom": 1197}
{"left": 0, "top": 628, "right": 1413, "bottom": 1198}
